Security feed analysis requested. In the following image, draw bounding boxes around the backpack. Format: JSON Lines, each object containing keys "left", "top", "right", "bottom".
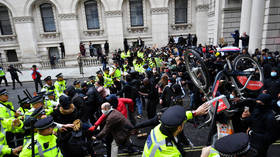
{"left": 67, "top": 131, "right": 88, "bottom": 156}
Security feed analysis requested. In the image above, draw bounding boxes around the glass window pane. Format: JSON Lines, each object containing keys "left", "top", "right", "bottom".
{"left": 40, "top": 3, "right": 56, "bottom": 32}
{"left": 175, "top": 0, "right": 188, "bottom": 24}
{"left": 85, "top": 0, "right": 100, "bottom": 29}
{"left": 0, "top": 6, "right": 13, "bottom": 35}
{"left": 130, "top": 0, "right": 143, "bottom": 27}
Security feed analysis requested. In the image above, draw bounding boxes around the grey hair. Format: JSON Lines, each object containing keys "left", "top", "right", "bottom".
{"left": 101, "top": 102, "right": 111, "bottom": 109}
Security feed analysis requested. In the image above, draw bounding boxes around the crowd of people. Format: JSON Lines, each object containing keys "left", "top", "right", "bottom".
{"left": 0, "top": 34, "right": 280, "bottom": 157}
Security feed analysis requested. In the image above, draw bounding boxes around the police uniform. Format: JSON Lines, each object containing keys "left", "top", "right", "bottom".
{"left": 0, "top": 118, "right": 23, "bottom": 157}
{"left": 87, "top": 76, "right": 95, "bottom": 87}
{"left": 0, "top": 66, "right": 8, "bottom": 86}
{"left": 19, "top": 117, "right": 63, "bottom": 157}
{"left": 17, "top": 97, "right": 30, "bottom": 118}
{"left": 44, "top": 92, "right": 58, "bottom": 109}
{"left": 41, "top": 76, "right": 55, "bottom": 94}
{"left": 103, "top": 68, "right": 113, "bottom": 88}
{"left": 54, "top": 73, "right": 66, "bottom": 97}
{"left": 0, "top": 89, "right": 15, "bottom": 119}
{"left": 142, "top": 105, "right": 194, "bottom": 157}
{"left": 208, "top": 133, "right": 257, "bottom": 157}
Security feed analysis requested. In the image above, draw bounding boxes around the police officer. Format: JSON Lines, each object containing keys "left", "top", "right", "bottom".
{"left": 19, "top": 117, "right": 63, "bottom": 157}
{"left": 0, "top": 118, "right": 23, "bottom": 156}
{"left": 142, "top": 103, "right": 209, "bottom": 157}
{"left": 54, "top": 73, "right": 66, "bottom": 97}
{"left": 201, "top": 133, "right": 258, "bottom": 157}
{"left": 87, "top": 76, "right": 95, "bottom": 87}
{"left": 41, "top": 76, "right": 55, "bottom": 93}
{"left": 103, "top": 68, "right": 113, "bottom": 88}
{"left": 17, "top": 97, "right": 31, "bottom": 117}
{"left": 0, "top": 66, "right": 8, "bottom": 86}
{"left": 44, "top": 91, "right": 58, "bottom": 109}
{"left": 0, "top": 89, "right": 17, "bottom": 119}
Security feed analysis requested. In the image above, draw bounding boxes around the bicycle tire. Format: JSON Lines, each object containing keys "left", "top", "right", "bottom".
{"left": 184, "top": 49, "right": 210, "bottom": 91}
{"left": 233, "top": 55, "right": 264, "bottom": 91}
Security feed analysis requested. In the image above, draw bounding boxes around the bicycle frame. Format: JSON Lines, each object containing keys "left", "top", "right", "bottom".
{"left": 199, "top": 58, "right": 257, "bottom": 128}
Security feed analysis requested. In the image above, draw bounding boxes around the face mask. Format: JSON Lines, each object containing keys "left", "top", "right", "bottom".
{"left": 268, "top": 57, "right": 272, "bottom": 59}
{"left": 101, "top": 110, "right": 109, "bottom": 115}
{"left": 271, "top": 72, "right": 277, "bottom": 77}
{"left": 277, "top": 100, "right": 280, "bottom": 108}
{"left": 230, "top": 94, "right": 235, "bottom": 99}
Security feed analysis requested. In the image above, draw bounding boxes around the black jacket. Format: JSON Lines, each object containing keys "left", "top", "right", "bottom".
{"left": 7, "top": 67, "right": 21, "bottom": 78}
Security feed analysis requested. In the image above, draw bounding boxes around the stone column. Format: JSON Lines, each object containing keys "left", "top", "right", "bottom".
{"left": 248, "top": 0, "right": 266, "bottom": 53}
{"left": 105, "top": 10, "right": 124, "bottom": 51}
{"left": 239, "top": 0, "right": 252, "bottom": 48}
{"left": 196, "top": 4, "right": 209, "bottom": 45}
{"left": 13, "top": 16, "right": 37, "bottom": 62}
{"left": 151, "top": 7, "right": 169, "bottom": 47}
{"left": 58, "top": 13, "right": 80, "bottom": 57}
{"left": 213, "top": 0, "right": 222, "bottom": 46}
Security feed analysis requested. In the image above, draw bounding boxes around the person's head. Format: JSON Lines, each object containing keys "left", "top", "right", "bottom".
{"left": 56, "top": 73, "right": 64, "bottom": 81}
{"left": 44, "top": 76, "right": 52, "bottom": 85}
{"left": 59, "top": 95, "right": 73, "bottom": 110}
{"left": 256, "top": 93, "right": 272, "bottom": 106}
{"left": 81, "top": 83, "right": 88, "bottom": 92}
{"left": 242, "top": 49, "right": 248, "bottom": 54}
{"left": 214, "top": 133, "right": 257, "bottom": 157}
{"left": 29, "top": 96, "right": 44, "bottom": 109}
{"left": 73, "top": 80, "right": 81, "bottom": 89}
{"left": 104, "top": 68, "right": 110, "bottom": 74}
{"left": 101, "top": 102, "right": 113, "bottom": 115}
{"left": 32, "top": 65, "right": 37, "bottom": 70}
{"left": 64, "top": 86, "right": 76, "bottom": 98}
{"left": 0, "top": 89, "right": 8, "bottom": 102}
{"left": 243, "top": 32, "right": 247, "bottom": 36}
{"left": 160, "top": 105, "right": 187, "bottom": 137}
{"left": 35, "top": 117, "right": 56, "bottom": 136}
{"left": 105, "top": 94, "right": 118, "bottom": 109}
{"left": 19, "top": 97, "right": 31, "bottom": 109}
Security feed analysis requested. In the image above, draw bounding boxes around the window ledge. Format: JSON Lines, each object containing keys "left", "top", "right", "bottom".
{"left": 127, "top": 26, "right": 148, "bottom": 33}
{"left": 40, "top": 32, "right": 60, "bottom": 39}
{"left": 171, "top": 23, "right": 192, "bottom": 30}
{"left": 83, "top": 29, "right": 104, "bottom": 36}
{"left": 0, "top": 34, "right": 17, "bottom": 42}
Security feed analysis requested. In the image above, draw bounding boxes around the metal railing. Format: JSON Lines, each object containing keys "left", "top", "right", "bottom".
{"left": 81, "top": 57, "right": 101, "bottom": 66}
{"left": 40, "top": 60, "right": 66, "bottom": 69}
{"left": 1, "top": 62, "right": 23, "bottom": 70}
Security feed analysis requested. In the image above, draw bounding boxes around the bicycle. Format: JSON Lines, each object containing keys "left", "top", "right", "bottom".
{"left": 184, "top": 49, "right": 264, "bottom": 145}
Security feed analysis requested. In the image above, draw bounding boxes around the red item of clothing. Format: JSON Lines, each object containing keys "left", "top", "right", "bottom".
{"left": 88, "top": 114, "right": 107, "bottom": 131}
{"left": 88, "top": 98, "right": 134, "bottom": 132}
{"left": 118, "top": 98, "right": 134, "bottom": 118}
{"left": 31, "top": 68, "right": 42, "bottom": 80}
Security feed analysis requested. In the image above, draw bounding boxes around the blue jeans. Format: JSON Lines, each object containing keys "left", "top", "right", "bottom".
{"left": 136, "top": 97, "right": 143, "bottom": 115}
{"left": 189, "top": 92, "right": 195, "bottom": 109}
{"left": 102, "top": 63, "right": 107, "bottom": 70}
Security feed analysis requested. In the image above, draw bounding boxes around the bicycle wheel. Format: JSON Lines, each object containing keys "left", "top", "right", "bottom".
{"left": 233, "top": 55, "right": 264, "bottom": 91}
{"left": 184, "top": 49, "right": 210, "bottom": 91}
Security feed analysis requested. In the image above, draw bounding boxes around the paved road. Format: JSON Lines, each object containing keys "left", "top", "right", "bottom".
{"left": 2, "top": 81, "right": 280, "bottom": 156}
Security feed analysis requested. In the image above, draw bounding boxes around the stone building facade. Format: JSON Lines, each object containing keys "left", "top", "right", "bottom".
{"left": 0, "top": 0, "right": 279, "bottom": 68}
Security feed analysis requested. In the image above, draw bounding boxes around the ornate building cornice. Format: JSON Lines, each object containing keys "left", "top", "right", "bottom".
{"left": 104, "top": 10, "right": 122, "bottom": 17}
{"left": 196, "top": 4, "right": 209, "bottom": 12}
{"left": 58, "top": 13, "right": 77, "bottom": 20}
{"left": 151, "top": 7, "right": 169, "bottom": 15}
{"left": 13, "top": 16, "right": 33, "bottom": 24}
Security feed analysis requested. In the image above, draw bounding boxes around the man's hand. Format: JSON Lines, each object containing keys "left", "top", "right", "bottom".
{"left": 195, "top": 102, "right": 210, "bottom": 116}
{"left": 12, "top": 146, "right": 22, "bottom": 155}
{"left": 15, "top": 111, "right": 22, "bottom": 118}
{"left": 12, "top": 119, "right": 21, "bottom": 127}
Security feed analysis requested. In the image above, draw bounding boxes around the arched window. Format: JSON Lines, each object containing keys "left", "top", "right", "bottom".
{"left": 84, "top": 0, "right": 100, "bottom": 29}
{"left": 0, "top": 6, "right": 12, "bottom": 35}
{"left": 129, "top": 0, "right": 144, "bottom": 27}
{"left": 40, "top": 3, "right": 56, "bottom": 32}
{"left": 175, "top": 0, "right": 188, "bottom": 24}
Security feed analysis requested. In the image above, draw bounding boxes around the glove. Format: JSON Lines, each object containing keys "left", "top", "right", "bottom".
{"left": 89, "top": 125, "right": 96, "bottom": 132}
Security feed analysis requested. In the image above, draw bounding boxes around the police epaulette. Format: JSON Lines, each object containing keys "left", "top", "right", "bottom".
{"left": 165, "top": 138, "right": 173, "bottom": 147}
